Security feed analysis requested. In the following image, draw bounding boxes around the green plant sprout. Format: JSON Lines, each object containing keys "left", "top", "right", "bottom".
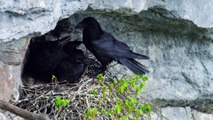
{"left": 84, "top": 74, "right": 152, "bottom": 120}
{"left": 55, "top": 96, "right": 70, "bottom": 109}
{"left": 85, "top": 107, "right": 98, "bottom": 120}
{"left": 52, "top": 75, "right": 57, "bottom": 81}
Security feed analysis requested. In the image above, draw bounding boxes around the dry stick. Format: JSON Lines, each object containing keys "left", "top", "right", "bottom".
{"left": 0, "top": 100, "right": 50, "bottom": 120}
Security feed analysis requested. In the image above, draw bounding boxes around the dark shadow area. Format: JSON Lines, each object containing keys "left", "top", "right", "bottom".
{"left": 21, "top": 18, "right": 87, "bottom": 85}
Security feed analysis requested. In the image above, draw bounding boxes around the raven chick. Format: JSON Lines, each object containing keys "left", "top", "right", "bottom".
{"left": 22, "top": 36, "right": 70, "bottom": 84}
{"left": 53, "top": 40, "right": 86, "bottom": 83}
{"left": 76, "top": 17, "right": 149, "bottom": 74}
{"left": 51, "top": 18, "right": 73, "bottom": 39}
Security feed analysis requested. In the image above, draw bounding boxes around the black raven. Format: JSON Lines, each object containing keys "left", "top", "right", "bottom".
{"left": 22, "top": 17, "right": 85, "bottom": 84}
{"left": 50, "top": 18, "right": 73, "bottom": 39}
{"left": 22, "top": 36, "right": 71, "bottom": 84}
{"left": 76, "top": 17, "right": 149, "bottom": 74}
{"left": 53, "top": 40, "right": 86, "bottom": 83}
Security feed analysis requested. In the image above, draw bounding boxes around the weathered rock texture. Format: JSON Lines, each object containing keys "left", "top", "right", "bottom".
{"left": 0, "top": 38, "right": 30, "bottom": 102}
{"left": 1, "top": 0, "right": 213, "bottom": 42}
{"left": 0, "top": 0, "right": 213, "bottom": 119}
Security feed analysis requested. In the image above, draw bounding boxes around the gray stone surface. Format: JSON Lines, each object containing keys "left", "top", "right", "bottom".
{"left": 70, "top": 10, "right": 213, "bottom": 117}
{"left": 0, "top": 37, "right": 30, "bottom": 102}
{"left": 1, "top": 0, "right": 213, "bottom": 42}
{"left": 152, "top": 107, "right": 213, "bottom": 120}
{"left": 0, "top": 0, "right": 213, "bottom": 120}
{"left": 147, "top": 0, "right": 213, "bottom": 28}
{"left": 72, "top": 9, "right": 213, "bottom": 98}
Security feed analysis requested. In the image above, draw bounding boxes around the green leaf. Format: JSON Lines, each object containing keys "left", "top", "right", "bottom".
{"left": 98, "top": 99, "right": 103, "bottom": 105}
{"left": 107, "top": 110, "right": 113, "bottom": 116}
{"left": 120, "top": 116, "right": 128, "bottom": 120}
{"left": 142, "top": 75, "right": 148, "bottom": 81}
{"left": 52, "top": 75, "right": 57, "bottom": 81}
{"left": 108, "top": 83, "right": 114, "bottom": 91}
{"left": 123, "top": 80, "right": 129, "bottom": 88}
{"left": 103, "top": 92, "right": 107, "bottom": 99}
{"left": 140, "top": 104, "right": 152, "bottom": 113}
{"left": 134, "top": 85, "right": 142, "bottom": 94}
{"left": 131, "top": 75, "right": 138, "bottom": 80}
{"left": 118, "top": 80, "right": 129, "bottom": 94}
{"left": 114, "top": 103, "right": 122, "bottom": 115}
{"left": 119, "top": 86, "right": 125, "bottom": 94}
{"left": 93, "top": 89, "right": 98, "bottom": 96}
{"left": 125, "top": 99, "right": 130, "bottom": 107}
{"left": 103, "top": 85, "right": 107, "bottom": 91}
{"left": 96, "top": 74, "right": 105, "bottom": 82}
{"left": 135, "top": 109, "right": 143, "bottom": 115}
{"left": 130, "top": 118, "right": 137, "bottom": 120}
{"left": 113, "top": 79, "right": 118, "bottom": 85}
{"left": 101, "top": 108, "right": 106, "bottom": 115}
{"left": 55, "top": 97, "right": 70, "bottom": 108}
{"left": 140, "top": 82, "right": 146, "bottom": 88}
{"left": 86, "top": 108, "right": 93, "bottom": 117}
{"left": 55, "top": 96, "right": 61, "bottom": 108}
{"left": 92, "top": 107, "right": 98, "bottom": 116}
{"left": 129, "top": 97, "right": 137, "bottom": 104}
{"left": 86, "top": 107, "right": 98, "bottom": 119}
{"left": 62, "top": 99, "right": 69, "bottom": 107}
{"left": 130, "top": 77, "right": 137, "bottom": 86}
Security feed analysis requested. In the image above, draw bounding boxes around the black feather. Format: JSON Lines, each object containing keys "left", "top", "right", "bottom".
{"left": 76, "top": 17, "right": 149, "bottom": 74}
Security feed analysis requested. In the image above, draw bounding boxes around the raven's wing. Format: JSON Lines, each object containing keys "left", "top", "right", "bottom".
{"left": 92, "top": 32, "right": 149, "bottom": 59}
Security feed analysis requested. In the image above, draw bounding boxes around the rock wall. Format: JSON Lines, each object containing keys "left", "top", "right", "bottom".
{"left": 1, "top": 0, "right": 213, "bottom": 42}
{"left": 72, "top": 9, "right": 213, "bottom": 119}
{"left": 0, "top": 0, "right": 213, "bottom": 119}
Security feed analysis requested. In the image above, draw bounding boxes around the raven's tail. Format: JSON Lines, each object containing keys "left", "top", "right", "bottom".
{"left": 119, "top": 58, "right": 149, "bottom": 75}
{"left": 132, "top": 52, "right": 149, "bottom": 60}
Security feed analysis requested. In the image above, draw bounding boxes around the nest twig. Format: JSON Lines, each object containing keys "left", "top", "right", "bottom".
{"left": 16, "top": 75, "right": 99, "bottom": 120}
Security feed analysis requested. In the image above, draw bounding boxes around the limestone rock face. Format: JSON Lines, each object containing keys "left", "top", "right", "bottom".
{"left": 0, "top": 38, "right": 29, "bottom": 102}
{"left": 1, "top": 0, "right": 213, "bottom": 42}
{"left": 0, "top": 0, "right": 213, "bottom": 119}
{"left": 71, "top": 9, "right": 213, "bottom": 117}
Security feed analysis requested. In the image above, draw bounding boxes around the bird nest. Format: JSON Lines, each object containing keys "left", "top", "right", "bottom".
{"left": 15, "top": 70, "right": 128, "bottom": 120}
{"left": 15, "top": 74, "right": 160, "bottom": 120}
{"left": 15, "top": 56, "right": 104, "bottom": 119}
{"left": 16, "top": 77, "right": 100, "bottom": 120}
{"left": 14, "top": 58, "right": 159, "bottom": 120}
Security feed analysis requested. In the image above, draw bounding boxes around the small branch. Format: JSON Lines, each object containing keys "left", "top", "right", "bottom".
{"left": 0, "top": 100, "right": 49, "bottom": 120}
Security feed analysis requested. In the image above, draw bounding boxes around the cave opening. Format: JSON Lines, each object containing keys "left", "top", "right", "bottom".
{"left": 21, "top": 16, "right": 101, "bottom": 86}
{"left": 21, "top": 17, "right": 86, "bottom": 85}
